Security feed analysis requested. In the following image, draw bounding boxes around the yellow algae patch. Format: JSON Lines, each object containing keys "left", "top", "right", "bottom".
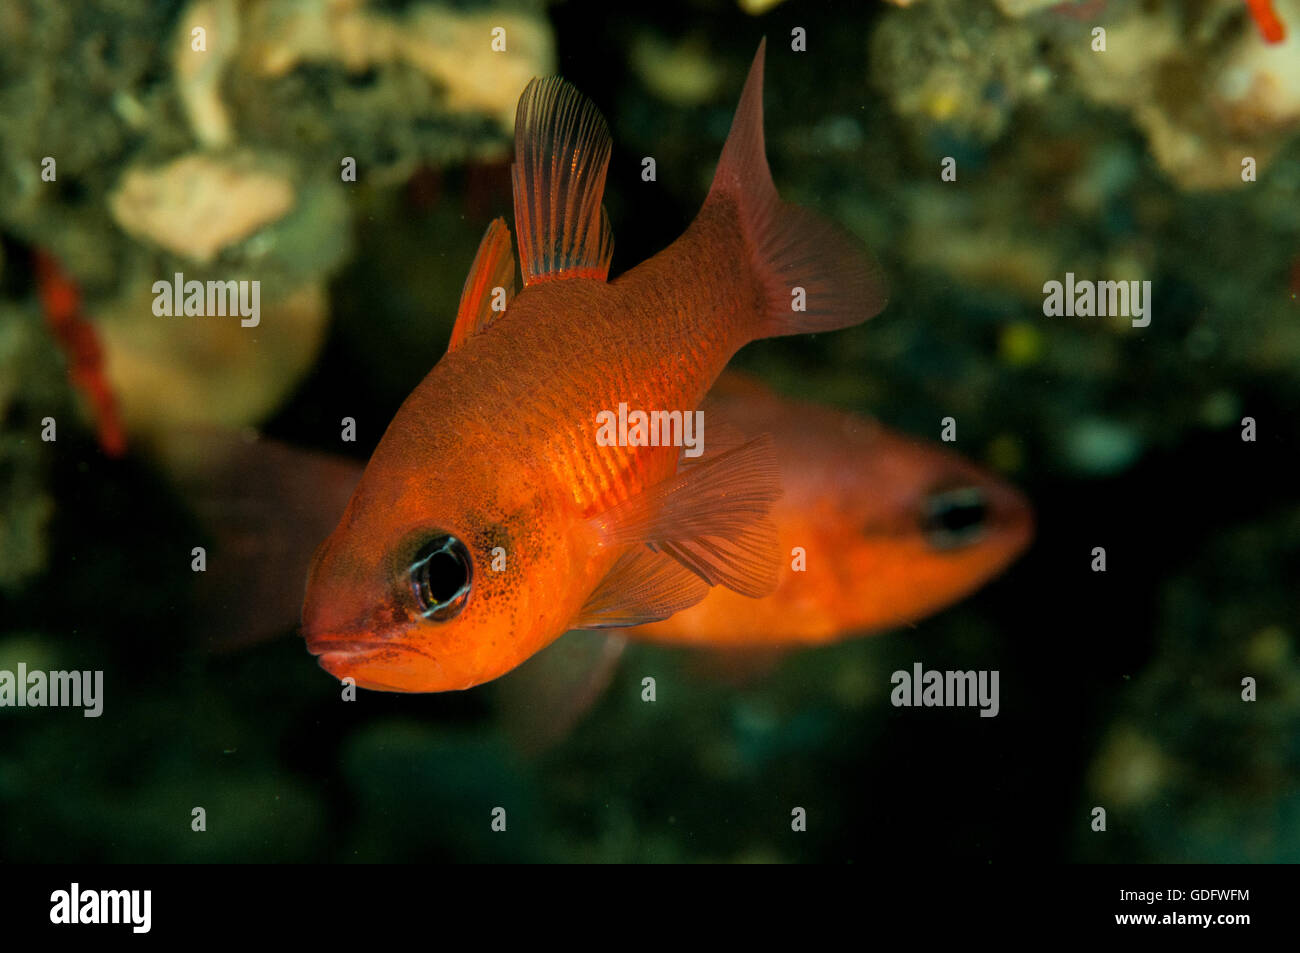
{"left": 999, "top": 321, "right": 1043, "bottom": 367}
{"left": 985, "top": 433, "right": 1024, "bottom": 475}
{"left": 1090, "top": 724, "right": 1172, "bottom": 810}
{"left": 630, "top": 34, "right": 726, "bottom": 106}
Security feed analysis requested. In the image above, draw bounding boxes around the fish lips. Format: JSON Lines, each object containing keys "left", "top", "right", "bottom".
{"left": 305, "top": 634, "right": 447, "bottom": 693}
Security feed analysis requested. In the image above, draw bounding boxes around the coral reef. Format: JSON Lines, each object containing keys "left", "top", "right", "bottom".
{"left": 0, "top": 0, "right": 553, "bottom": 439}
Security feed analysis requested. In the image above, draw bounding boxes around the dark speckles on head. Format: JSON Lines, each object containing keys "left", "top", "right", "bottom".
{"left": 474, "top": 519, "right": 514, "bottom": 558}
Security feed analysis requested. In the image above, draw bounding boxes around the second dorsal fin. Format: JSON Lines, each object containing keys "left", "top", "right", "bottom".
{"left": 510, "top": 76, "right": 614, "bottom": 286}
{"left": 448, "top": 217, "right": 516, "bottom": 353}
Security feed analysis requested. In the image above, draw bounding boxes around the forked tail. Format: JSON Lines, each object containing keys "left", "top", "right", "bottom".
{"left": 706, "top": 38, "right": 888, "bottom": 340}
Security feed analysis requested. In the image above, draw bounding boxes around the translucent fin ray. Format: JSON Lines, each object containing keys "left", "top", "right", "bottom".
{"left": 448, "top": 217, "right": 516, "bottom": 352}
{"left": 510, "top": 76, "right": 614, "bottom": 285}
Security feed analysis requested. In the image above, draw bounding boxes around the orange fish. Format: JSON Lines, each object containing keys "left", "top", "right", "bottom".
{"left": 176, "top": 376, "right": 1027, "bottom": 655}
{"left": 302, "top": 40, "right": 887, "bottom": 692}
{"left": 627, "top": 374, "right": 1032, "bottom": 645}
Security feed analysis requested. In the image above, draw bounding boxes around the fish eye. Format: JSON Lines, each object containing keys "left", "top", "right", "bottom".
{"left": 410, "top": 534, "right": 472, "bottom": 621}
{"left": 921, "top": 487, "right": 989, "bottom": 550}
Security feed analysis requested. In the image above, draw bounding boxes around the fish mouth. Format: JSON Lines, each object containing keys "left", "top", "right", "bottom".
{"left": 316, "top": 650, "right": 421, "bottom": 692}
{"left": 305, "top": 635, "right": 451, "bottom": 693}
{"left": 305, "top": 637, "right": 402, "bottom": 657}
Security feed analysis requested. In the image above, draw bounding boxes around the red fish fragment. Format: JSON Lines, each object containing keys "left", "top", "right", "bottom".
{"left": 33, "top": 249, "right": 127, "bottom": 458}
{"left": 1246, "top": 0, "right": 1286, "bottom": 43}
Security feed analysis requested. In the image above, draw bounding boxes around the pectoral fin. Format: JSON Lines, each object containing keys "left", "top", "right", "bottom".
{"left": 590, "top": 435, "right": 783, "bottom": 600}
{"left": 573, "top": 547, "right": 710, "bottom": 629}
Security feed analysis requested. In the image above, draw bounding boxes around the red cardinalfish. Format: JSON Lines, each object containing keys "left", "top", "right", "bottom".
{"left": 176, "top": 375, "right": 1026, "bottom": 654}
{"left": 626, "top": 374, "right": 1033, "bottom": 646}
{"left": 302, "top": 40, "right": 887, "bottom": 692}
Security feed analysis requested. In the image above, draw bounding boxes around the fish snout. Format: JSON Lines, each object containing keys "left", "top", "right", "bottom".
{"left": 311, "top": 640, "right": 462, "bottom": 693}
{"left": 987, "top": 480, "right": 1034, "bottom": 556}
{"left": 300, "top": 533, "right": 393, "bottom": 650}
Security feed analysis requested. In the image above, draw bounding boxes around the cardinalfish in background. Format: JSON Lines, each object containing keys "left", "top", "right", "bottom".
{"left": 302, "top": 39, "right": 890, "bottom": 691}
{"left": 500, "top": 372, "right": 1031, "bottom": 748}
{"left": 628, "top": 373, "right": 1032, "bottom": 645}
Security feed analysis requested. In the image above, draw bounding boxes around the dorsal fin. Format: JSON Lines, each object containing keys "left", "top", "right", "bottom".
{"left": 448, "top": 217, "right": 516, "bottom": 353}
{"left": 510, "top": 76, "right": 614, "bottom": 286}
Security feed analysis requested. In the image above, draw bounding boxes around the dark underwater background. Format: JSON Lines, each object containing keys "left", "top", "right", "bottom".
{"left": 1, "top": 0, "right": 1297, "bottom": 862}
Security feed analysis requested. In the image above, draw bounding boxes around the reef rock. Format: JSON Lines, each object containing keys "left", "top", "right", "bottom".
{"left": 109, "top": 152, "right": 296, "bottom": 264}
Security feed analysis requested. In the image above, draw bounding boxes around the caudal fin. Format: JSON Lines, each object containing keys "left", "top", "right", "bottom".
{"left": 707, "top": 38, "right": 887, "bottom": 338}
